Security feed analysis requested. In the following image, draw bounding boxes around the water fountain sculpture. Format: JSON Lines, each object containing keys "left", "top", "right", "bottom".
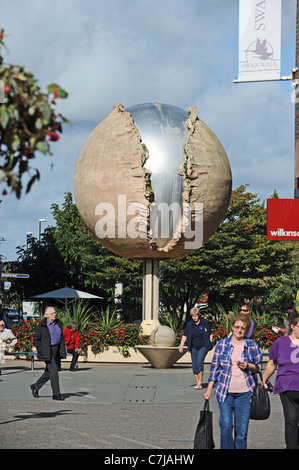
{"left": 73, "top": 102, "right": 232, "bottom": 367}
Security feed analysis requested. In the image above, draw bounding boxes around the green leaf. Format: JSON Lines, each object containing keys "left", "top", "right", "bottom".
{"left": 35, "top": 141, "right": 48, "bottom": 154}
{"left": 46, "top": 83, "right": 68, "bottom": 99}
{"left": 11, "top": 135, "right": 20, "bottom": 151}
{"left": 35, "top": 118, "right": 43, "bottom": 130}
{"left": 0, "top": 106, "right": 9, "bottom": 128}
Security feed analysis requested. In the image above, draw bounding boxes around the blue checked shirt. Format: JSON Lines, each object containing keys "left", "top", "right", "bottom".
{"left": 208, "top": 336, "right": 263, "bottom": 402}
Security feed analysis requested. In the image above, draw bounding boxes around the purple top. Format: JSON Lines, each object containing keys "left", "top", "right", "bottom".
{"left": 246, "top": 319, "right": 254, "bottom": 338}
{"left": 47, "top": 319, "right": 61, "bottom": 345}
{"left": 269, "top": 336, "right": 299, "bottom": 394}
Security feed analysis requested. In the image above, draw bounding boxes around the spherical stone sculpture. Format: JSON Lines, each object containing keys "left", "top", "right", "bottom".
{"left": 73, "top": 102, "right": 232, "bottom": 259}
{"left": 149, "top": 325, "right": 177, "bottom": 347}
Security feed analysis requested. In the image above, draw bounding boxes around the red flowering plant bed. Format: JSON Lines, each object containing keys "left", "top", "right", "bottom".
{"left": 211, "top": 322, "right": 229, "bottom": 344}
{"left": 10, "top": 317, "right": 151, "bottom": 359}
{"left": 11, "top": 318, "right": 40, "bottom": 352}
{"left": 251, "top": 326, "right": 283, "bottom": 350}
{"left": 79, "top": 319, "right": 150, "bottom": 358}
{"left": 211, "top": 311, "right": 284, "bottom": 350}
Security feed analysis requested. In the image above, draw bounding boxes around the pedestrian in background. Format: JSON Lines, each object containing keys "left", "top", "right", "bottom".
{"left": 204, "top": 313, "right": 262, "bottom": 449}
{"left": 273, "top": 306, "right": 297, "bottom": 336}
{"left": 0, "top": 320, "right": 17, "bottom": 375}
{"left": 30, "top": 306, "right": 66, "bottom": 400}
{"left": 63, "top": 322, "right": 81, "bottom": 371}
{"left": 263, "top": 314, "right": 299, "bottom": 449}
{"left": 179, "top": 307, "right": 213, "bottom": 389}
{"left": 240, "top": 305, "right": 254, "bottom": 338}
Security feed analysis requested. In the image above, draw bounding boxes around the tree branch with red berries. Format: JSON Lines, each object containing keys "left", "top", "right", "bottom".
{"left": 0, "top": 28, "right": 69, "bottom": 198}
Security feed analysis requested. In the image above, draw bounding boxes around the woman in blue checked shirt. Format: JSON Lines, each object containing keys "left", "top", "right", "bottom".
{"left": 204, "top": 313, "right": 263, "bottom": 449}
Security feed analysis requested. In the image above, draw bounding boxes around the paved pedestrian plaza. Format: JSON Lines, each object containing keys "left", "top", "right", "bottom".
{"left": 0, "top": 359, "right": 285, "bottom": 451}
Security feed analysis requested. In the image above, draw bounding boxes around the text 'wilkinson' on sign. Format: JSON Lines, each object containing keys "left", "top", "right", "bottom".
{"left": 267, "top": 198, "right": 299, "bottom": 241}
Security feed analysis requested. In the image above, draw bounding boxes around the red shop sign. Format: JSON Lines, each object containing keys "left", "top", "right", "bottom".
{"left": 267, "top": 198, "right": 299, "bottom": 240}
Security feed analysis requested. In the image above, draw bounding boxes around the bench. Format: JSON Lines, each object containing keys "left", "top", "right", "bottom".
{"left": 5, "top": 351, "right": 37, "bottom": 370}
{"left": 4, "top": 351, "right": 80, "bottom": 370}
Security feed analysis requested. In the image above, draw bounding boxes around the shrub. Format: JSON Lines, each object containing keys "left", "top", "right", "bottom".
{"left": 79, "top": 320, "right": 150, "bottom": 357}
{"left": 11, "top": 318, "right": 39, "bottom": 352}
{"left": 211, "top": 309, "right": 284, "bottom": 350}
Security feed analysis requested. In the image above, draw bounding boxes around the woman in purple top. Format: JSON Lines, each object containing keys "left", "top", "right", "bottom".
{"left": 263, "top": 314, "right": 299, "bottom": 449}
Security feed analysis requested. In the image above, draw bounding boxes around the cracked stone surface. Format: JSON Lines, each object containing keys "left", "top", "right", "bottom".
{"left": 73, "top": 103, "right": 232, "bottom": 258}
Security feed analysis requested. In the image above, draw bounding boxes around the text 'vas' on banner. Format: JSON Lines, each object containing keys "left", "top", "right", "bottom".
{"left": 236, "top": 0, "right": 281, "bottom": 83}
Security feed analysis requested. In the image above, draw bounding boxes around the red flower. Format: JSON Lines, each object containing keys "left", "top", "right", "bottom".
{"left": 47, "top": 130, "right": 60, "bottom": 141}
{"left": 52, "top": 86, "right": 59, "bottom": 100}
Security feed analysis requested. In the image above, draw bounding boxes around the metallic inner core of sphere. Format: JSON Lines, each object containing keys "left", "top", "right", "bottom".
{"left": 126, "top": 103, "right": 188, "bottom": 248}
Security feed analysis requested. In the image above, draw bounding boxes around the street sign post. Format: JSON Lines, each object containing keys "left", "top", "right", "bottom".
{"left": 0, "top": 273, "right": 30, "bottom": 279}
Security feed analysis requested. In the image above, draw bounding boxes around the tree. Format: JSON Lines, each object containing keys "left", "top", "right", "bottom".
{"left": 15, "top": 192, "right": 143, "bottom": 318}
{"left": 0, "top": 29, "right": 68, "bottom": 197}
{"left": 13, "top": 229, "right": 68, "bottom": 299}
{"left": 201, "top": 185, "right": 297, "bottom": 306}
{"left": 13, "top": 187, "right": 298, "bottom": 322}
{"left": 50, "top": 192, "right": 143, "bottom": 319}
{"left": 160, "top": 185, "right": 298, "bottom": 317}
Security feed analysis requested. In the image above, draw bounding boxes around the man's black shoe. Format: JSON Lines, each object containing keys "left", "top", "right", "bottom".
{"left": 30, "top": 385, "right": 39, "bottom": 398}
{"left": 52, "top": 394, "right": 65, "bottom": 401}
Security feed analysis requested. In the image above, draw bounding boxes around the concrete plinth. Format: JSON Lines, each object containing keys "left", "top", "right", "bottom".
{"left": 141, "top": 259, "right": 160, "bottom": 335}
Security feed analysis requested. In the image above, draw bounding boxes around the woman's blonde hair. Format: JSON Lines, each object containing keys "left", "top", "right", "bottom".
{"left": 190, "top": 307, "right": 200, "bottom": 318}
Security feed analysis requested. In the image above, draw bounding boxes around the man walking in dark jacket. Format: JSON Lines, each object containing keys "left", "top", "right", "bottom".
{"left": 30, "top": 306, "right": 66, "bottom": 400}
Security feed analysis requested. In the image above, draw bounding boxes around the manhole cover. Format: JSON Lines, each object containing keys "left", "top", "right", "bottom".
{"left": 122, "top": 385, "right": 157, "bottom": 403}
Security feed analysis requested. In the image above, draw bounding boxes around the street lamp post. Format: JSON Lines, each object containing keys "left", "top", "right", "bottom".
{"left": 38, "top": 219, "right": 46, "bottom": 241}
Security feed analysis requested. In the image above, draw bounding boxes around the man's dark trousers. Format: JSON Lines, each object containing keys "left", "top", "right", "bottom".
{"left": 33, "top": 344, "right": 61, "bottom": 396}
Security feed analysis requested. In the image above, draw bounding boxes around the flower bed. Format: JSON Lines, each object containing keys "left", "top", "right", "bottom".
{"left": 11, "top": 318, "right": 39, "bottom": 352}
{"left": 10, "top": 313, "right": 282, "bottom": 358}
{"left": 211, "top": 316, "right": 283, "bottom": 350}
{"left": 10, "top": 318, "right": 151, "bottom": 358}
{"left": 79, "top": 320, "right": 150, "bottom": 357}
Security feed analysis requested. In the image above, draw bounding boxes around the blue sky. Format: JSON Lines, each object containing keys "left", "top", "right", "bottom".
{"left": 0, "top": 0, "right": 297, "bottom": 262}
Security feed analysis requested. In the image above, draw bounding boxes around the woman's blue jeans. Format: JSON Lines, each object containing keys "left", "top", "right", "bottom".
{"left": 217, "top": 391, "right": 251, "bottom": 449}
{"left": 191, "top": 346, "right": 208, "bottom": 374}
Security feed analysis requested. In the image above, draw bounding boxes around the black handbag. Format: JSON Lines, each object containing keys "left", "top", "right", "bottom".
{"left": 250, "top": 370, "right": 271, "bottom": 420}
{"left": 194, "top": 399, "right": 215, "bottom": 449}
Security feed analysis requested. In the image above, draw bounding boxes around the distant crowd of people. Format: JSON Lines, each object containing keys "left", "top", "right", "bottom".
{"left": 1, "top": 302, "right": 299, "bottom": 449}
{"left": 179, "top": 304, "right": 299, "bottom": 449}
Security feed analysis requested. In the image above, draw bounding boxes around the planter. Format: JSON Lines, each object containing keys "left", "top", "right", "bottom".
{"left": 87, "top": 346, "right": 148, "bottom": 363}
{"left": 87, "top": 346, "right": 216, "bottom": 364}
{"left": 135, "top": 345, "right": 188, "bottom": 368}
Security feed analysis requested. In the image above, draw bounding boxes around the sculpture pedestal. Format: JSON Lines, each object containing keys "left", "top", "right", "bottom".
{"left": 141, "top": 259, "right": 160, "bottom": 335}
{"left": 136, "top": 345, "right": 188, "bottom": 369}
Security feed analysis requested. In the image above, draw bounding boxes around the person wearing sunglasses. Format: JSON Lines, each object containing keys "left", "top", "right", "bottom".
{"left": 240, "top": 305, "right": 254, "bottom": 338}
